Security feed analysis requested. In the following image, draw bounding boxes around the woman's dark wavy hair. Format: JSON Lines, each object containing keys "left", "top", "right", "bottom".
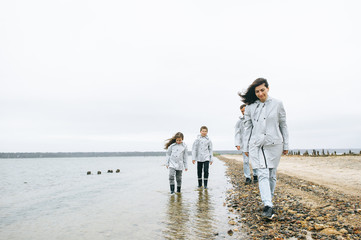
{"left": 239, "top": 78, "right": 269, "bottom": 105}
{"left": 164, "top": 132, "right": 184, "bottom": 149}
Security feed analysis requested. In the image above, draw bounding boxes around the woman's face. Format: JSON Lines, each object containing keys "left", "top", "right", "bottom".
{"left": 255, "top": 83, "right": 269, "bottom": 102}
{"left": 176, "top": 138, "right": 183, "bottom": 144}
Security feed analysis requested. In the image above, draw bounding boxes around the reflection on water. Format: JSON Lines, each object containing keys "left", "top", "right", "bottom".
{"left": 163, "top": 194, "right": 190, "bottom": 239}
{"left": 163, "top": 189, "right": 219, "bottom": 240}
{"left": 194, "top": 189, "right": 215, "bottom": 239}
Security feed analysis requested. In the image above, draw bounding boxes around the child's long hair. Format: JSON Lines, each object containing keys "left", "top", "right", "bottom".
{"left": 164, "top": 132, "right": 184, "bottom": 149}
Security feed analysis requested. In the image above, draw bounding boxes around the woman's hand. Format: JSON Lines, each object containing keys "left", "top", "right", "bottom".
{"left": 283, "top": 150, "right": 289, "bottom": 155}
{"left": 236, "top": 146, "right": 240, "bottom": 150}
{"left": 192, "top": 160, "right": 196, "bottom": 164}
{"left": 185, "top": 168, "right": 188, "bottom": 171}
{"left": 245, "top": 152, "right": 249, "bottom": 157}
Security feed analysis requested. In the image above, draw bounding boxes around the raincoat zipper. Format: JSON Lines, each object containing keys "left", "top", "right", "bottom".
{"left": 261, "top": 146, "right": 268, "bottom": 168}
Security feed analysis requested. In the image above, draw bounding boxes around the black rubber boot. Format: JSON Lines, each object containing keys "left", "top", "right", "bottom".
{"left": 204, "top": 180, "right": 208, "bottom": 189}
{"left": 198, "top": 180, "right": 202, "bottom": 188}
{"left": 177, "top": 186, "right": 181, "bottom": 193}
{"left": 170, "top": 185, "right": 175, "bottom": 194}
{"left": 253, "top": 175, "right": 258, "bottom": 183}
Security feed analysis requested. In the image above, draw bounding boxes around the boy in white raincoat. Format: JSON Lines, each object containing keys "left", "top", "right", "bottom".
{"left": 235, "top": 104, "right": 258, "bottom": 185}
{"left": 192, "top": 126, "right": 213, "bottom": 189}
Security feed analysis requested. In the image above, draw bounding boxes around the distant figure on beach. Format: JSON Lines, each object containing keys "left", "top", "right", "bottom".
{"left": 192, "top": 126, "right": 213, "bottom": 189}
{"left": 165, "top": 132, "right": 188, "bottom": 194}
{"left": 239, "top": 78, "right": 289, "bottom": 220}
{"left": 235, "top": 104, "right": 258, "bottom": 185}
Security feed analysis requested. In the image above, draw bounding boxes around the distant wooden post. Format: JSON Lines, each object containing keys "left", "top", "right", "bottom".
{"left": 312, "top": 149, "right": 316, "bottom": 156}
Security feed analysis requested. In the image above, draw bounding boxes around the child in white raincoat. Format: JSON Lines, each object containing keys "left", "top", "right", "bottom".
{"left": 192, "top": 126, "right": 213, "bottom": 189}
{"left": 165, "top": 132, "right": 188, "bottom": 194}
{"left": 235, "top": 104, "right": 258, "bottom": 185}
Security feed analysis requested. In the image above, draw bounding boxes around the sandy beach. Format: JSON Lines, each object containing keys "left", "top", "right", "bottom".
{"left": 219, "top": 154, "right": 361, "bottom": 239}
{"left": 225, "top": 155, "right": 361, "bottom": 198}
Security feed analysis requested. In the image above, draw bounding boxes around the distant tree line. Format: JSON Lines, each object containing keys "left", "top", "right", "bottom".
{"left": 0, "top": 152, "right": 168, "bottom": 159}
{"left": 288, "top": 149, "right": 361, "bottom": 157}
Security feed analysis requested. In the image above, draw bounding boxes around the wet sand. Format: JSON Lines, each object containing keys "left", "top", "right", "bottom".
{"left": 219, "top": 154, "right": 361, "bottom": 239}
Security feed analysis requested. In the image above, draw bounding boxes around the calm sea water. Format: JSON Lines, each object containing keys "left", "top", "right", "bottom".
{"left": 0, "top": 156, "right": 245, "bottom": 240}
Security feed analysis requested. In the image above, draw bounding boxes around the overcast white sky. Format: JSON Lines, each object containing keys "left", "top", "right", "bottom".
{"left": 1, "top": 0, "right": 360, "bottom": 152}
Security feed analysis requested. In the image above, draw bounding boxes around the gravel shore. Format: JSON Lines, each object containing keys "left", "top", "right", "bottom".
{"left": 219, "top": 155, "right": 361, "bottom": 240}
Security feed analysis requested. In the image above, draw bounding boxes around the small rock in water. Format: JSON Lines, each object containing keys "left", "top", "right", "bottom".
{"left": 228, "top": 220, "right": 237, "bottom": 225}
{"left": 116, "top": 169, "right": 120, "bottom": 173}
{"left": 107, "top": 170, "right": 113, "bottom": 173}
{"left": 87, "top": 171, "right": 91, "bottom": 175}
{"left": 97, "top": 171, "right": 101, "bottom": 175}
{"left": 227, "top": 229, "right": 233, "bottom": 236}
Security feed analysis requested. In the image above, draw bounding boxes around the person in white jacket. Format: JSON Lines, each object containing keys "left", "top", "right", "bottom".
{"left": 239, "top": 78, "right": 289, "bottom": 220}
{"left": 235, "top": 104, "right": 258, "bottom": 184}
{"left": 165, "top": 132, "right": 188, "bottom": 194}
{"left": 192, "top": 126, "right": 213, "bottom": 189}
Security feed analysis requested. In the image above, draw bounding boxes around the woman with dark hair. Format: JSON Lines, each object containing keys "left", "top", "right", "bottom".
{"left": 239, "top": 78, "right": 289, "bottom": 219}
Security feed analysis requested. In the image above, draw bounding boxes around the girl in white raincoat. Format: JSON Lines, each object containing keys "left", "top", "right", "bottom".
{"left": 165, "top": 132, "right": 188, "bottom": 194}
{"left": 240, "top": 78, "right": 289, "bottom": 219}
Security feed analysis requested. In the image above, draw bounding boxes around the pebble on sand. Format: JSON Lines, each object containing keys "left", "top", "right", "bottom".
{"left": 320, "top": 228, "right": 341, "bottom": 235}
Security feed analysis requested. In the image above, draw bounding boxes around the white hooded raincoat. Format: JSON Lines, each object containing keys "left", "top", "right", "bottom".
{"left": 192, "top": 135, "right": 213, "bottom": 163}
{"left": 234, "top": 116, "right": 245, "bottom": 150}
{"left": 166, "top": 142, "right": 188, "bottom": 170}
{"left": 242, "top": 96, "right": 289, "bottom": 169}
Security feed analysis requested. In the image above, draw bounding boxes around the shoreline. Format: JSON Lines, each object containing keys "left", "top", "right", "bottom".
{"left": 219, "top": 154, "right": 361, "bottom": 239}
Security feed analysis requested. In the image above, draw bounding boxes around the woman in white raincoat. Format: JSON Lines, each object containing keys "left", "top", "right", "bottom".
{"left": 240, "top": 78, "right": 289, "bottom": 219}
